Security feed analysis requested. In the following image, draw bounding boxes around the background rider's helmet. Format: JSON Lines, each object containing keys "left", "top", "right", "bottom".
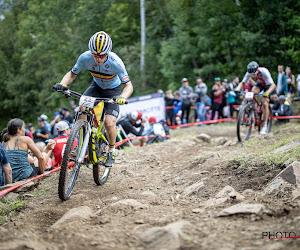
{"left": 88, "top": 31, "right": 112, "bottom": 55}
{"left": 129, "top": 111, "right": 142, "bottom": 121}
{"left": 247, "top": 61, "right": 259, "bottom": 73}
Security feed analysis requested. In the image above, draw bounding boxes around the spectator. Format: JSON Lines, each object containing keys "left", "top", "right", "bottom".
{"left": 210, "top": 77, "right": 225, "bottom": 120}
{"left": 164, "top": 90, "right": 176, "bottom": 126}
{"left": 52, "top": 121, "right": 74, "bottom": 169}
{"left": 33, "top": 116, "right": 50, "bottom": 144}
{"left": 61, "top": 107, "right": 74, "bottom": 125}
{"left": 50, "top": 112, "right": 61, "bottom": 138}
{"left": 221, "top": 79, "right": 230, "bottom": 118}
{"left": 227, "top": 89, "right": 237, "bottom": 118}
{"left": 276, "top": 65, "right": 288, "bottom": 96}
{"left": 157, "top": 89, "right": 164, "bottom": 94}
{"left": 40, "top": 114, "right": 52, "bottom": 135}
{"left": 2, "top": 118, "right": 55, "bottom": 182}
{"left": 173, "top": 91, "right": 182, "bottom": 125}
{"left": 25, "top": 128, "right": 33, "bottom": 140}
{"left": 142, "top": 117, "right": 165, "bottom": 146}
{"left": 228, "top": 76, "right": 239, "bottom": 92}
{"left": 27, "top": 123, "right": 35, "bottom": 135}
{"left": 194, "top": 77, "right": 207, "bottom": 122}
{"left": 272, "top": 95, "right": 293, "bottom": 124}
{"left": 297, "top": 74, "right": 300, "bottom": 97}
{"left": 116, "top": 111, "right": 147, "bottom": 138}
{"left": 0, "top": 143, "right": 12, "bottom": 186}
{"left": 70, "top": 100, "right": 77, "bottom": 115}
{"left": 285, "top": 66, "right": 295, "bottom": 99}
{"left": 179, "top": 78, "right": 194, "bottom": 123}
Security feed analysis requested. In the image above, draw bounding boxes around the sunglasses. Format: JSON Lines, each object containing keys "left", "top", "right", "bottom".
{"left": 92, "top": 53, "right": 106, "bottom": 59}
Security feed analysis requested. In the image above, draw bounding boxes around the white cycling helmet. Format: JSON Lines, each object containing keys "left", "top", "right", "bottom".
{"left": 88, "top": 31, "right": 112, "bottom": 55}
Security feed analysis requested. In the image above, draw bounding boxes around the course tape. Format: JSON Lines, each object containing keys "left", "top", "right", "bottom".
{"left": 0, "top": 167, "right": 60, "bottom": 198}
{"left": 115, "top": 135, "right": 171, "bottom": 148}
{"left": 165, "top": 105, "right": 240, "bottom": 110}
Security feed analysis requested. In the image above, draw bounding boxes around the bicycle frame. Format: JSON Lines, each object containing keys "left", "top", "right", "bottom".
{"left": 243, "top": 92, "right": 264, "bottom": 127}
{"left": 64, "top": 90, "right": 110, "bottom": 165}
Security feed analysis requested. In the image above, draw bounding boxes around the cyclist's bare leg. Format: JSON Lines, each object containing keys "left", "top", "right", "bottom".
{"left": 263, "top": 97, "right": 270, "bottom": 123}
{"left": 104, "top": 115, "right": 117, "bottom": 146}
{"left": 251, "top": 86, "right": 260, "bottom": 94}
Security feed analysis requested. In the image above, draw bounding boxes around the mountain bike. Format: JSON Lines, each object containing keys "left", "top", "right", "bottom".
{"left": 237, "top": 91, "right": 272, "bottom": 142}
{"left": 56, "top": 89, "right": 127, "bottom": 201}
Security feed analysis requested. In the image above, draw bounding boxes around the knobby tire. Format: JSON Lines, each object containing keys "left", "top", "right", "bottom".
{"left": 58, "top": 120, "right": 87, "bottom": 201}
{"left": 237, "top": 104, "right": 253, "bottom": 142}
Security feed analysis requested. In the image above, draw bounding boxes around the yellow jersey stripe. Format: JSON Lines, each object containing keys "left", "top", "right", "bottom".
{"left": 90, "top": 72, "right": 117, "bottom": 79}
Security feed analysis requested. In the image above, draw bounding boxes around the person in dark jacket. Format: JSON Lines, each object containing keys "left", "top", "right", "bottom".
{"left": 272, "top": 95, "right": 293, "bottom": 124}
{"left": 116, "top": 111, "right": 147, "bottom": 137}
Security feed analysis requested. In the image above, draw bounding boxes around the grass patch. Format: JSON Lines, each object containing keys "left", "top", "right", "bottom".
{"left": 0, "top": 198, "right": 25, "bottom": 226}
{"left": 264, "top": 134, "right": 300, "bottom": 154}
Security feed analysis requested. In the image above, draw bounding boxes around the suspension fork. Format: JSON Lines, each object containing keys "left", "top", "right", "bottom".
{"left": 78, "top": 125, "right": 92, "bottom": 164}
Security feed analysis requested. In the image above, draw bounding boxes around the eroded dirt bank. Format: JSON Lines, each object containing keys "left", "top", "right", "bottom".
{"left": 1, "top": 122, "right": 300, "bottom": 250}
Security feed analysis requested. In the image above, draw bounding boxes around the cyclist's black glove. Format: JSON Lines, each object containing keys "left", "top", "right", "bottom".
{"left": 53, "top": 83, "right": 68, "bottom": 92}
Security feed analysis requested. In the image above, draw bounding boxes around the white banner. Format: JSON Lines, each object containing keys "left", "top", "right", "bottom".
{"left": 119, "top": 93, "right": 165, "bottom": 121}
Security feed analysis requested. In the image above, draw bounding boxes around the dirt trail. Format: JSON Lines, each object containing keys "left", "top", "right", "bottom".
{"left": 1, "top": 122, "right": 300, "bottom": 249}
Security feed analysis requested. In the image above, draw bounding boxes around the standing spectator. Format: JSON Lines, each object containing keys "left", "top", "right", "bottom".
{"left": 228, "top": 76, "right": 239, "bottom": 92}
{"left": 164, "top": 90, "right": 176, "bottom": 126}
{"left": 33, "top": 116, "right": 50, "bottom": 144}
{"left": 276, "top": 65, "right": 288, "bottom": 96}
{"left": 52, "top": 121, "right": 74, "bottom": 169}
{"left": 173, "top": 91, "right": 182, "bottom": 125}
{"left": 0, "top": 143, "right": 12, "bottom": 186}
{"left": 297, "top": 74, "right": 300, "bottom": 97}
{"left": 285, "top": 66, "right": 295, "bottom": 99}
{"left": 70, "top": 100, "right": 77, "bottom": 115}
{"left": 210, "top": 77, "right": 225, "bottom": 120}
{"left": 50, "top": 112, "right": 61, "bottom": 138}
{"left": 194, "top": 77, "right": 207, "bottom": 122}
{"left": 61, "top": 107, "right": 74, "bottom": 125}
{"left": 179, "top": 78, "right": 194, "bottom": 124}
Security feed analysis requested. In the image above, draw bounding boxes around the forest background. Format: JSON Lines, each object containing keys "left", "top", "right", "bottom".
{"left": 0, "top": 0, "right": 299, "bottom": 126}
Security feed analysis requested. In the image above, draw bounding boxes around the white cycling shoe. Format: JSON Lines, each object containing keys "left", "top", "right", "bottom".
{"left": 260, "top": 123, "right": 268, "bottom": 135}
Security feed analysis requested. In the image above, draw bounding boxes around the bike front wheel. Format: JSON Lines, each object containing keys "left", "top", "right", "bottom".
{"left": 237, "top": 104, "right": 254, "bottom": 142}
{"left": 93, "top": 126, "right": 111, "bottom": 185}
{"left": 58, "top": 120, "right": 88, "bottom": 201}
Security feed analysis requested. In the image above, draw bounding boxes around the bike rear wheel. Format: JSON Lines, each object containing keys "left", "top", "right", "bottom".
{"left": 58, "top": 120, "right": 87, "bottom": 201}
{"left": 93, "top": 126, "right": 111, "bottom": 185}
{"left": 237, "top": 104, "right": 254, "bottom": 142}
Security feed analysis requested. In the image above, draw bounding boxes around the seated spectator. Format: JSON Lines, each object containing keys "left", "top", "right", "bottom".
{"left": 116, "top": 111, "right": 147, "bottom": 138}
{"left": 50, "top": 111, "right": 61, "bottom": 138}
{"left": 142, "top": 117, "right": 165, "bottom": 146}
{"left": 52, "top": 121, "right": 74, "bottom": 169}
{"left": 0, "top": 143, "right": 12, "bottom": 186}
{"left": 173, "top": 91, "right": 182, "bottom": 125}
{"left": 2, "top": 118, "right": 55, "bottom": 182}
{"left": 40, "top": 114, "right": 52, "bottom": 136}
{"left": 165, "top": 90, "right": 176, "bottom": 126}
{"left": 61, "top": 107, "right": 74, "bottom": 125}
{"left": 33, "top": 116, "right": 50, "bottom": 144}
{"left": 272, "top": 95, "right": 293, "bottom": 124}
{"left": 27, "top": 123, "right": 35, "bottom": 135}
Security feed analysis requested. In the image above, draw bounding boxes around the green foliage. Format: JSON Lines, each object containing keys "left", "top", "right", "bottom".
{"left": 0, "top": 198, "right": 25, "bottom": 226}
{"left": 0, "top": 0, "right": 299, "bottom": 127}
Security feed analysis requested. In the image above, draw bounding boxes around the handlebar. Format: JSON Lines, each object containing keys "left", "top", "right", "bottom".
{"left": 57, "top": 89, "right": 128, "bottom": 104}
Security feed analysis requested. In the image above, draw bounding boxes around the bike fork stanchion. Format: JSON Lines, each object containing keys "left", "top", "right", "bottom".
{"left": 78, "top": 126, "right": 91, "bottom": 163}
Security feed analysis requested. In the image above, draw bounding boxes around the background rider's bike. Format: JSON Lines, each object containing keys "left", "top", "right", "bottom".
{"left": 56, "top": 89, "right": 127, "bottom": 201}
{"left": 236, "top": 91, "right": 272, "bottom": 142}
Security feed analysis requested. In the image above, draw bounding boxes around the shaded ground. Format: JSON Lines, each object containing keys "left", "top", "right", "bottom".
{"left": 1, "top": 121, "right": 300, "bottom": 249}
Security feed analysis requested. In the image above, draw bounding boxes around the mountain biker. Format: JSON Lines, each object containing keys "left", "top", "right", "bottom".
{"left": 236, "top": 61, "right": 276, "bottom": 134}
{"left": 53, "top": 31, "right": 133, "bottom": 167}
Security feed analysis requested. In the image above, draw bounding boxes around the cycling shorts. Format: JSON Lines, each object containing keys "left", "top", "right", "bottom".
{"left": 255, "top": 83, "right": 276, "bottom": 98}
{"left": 83, "top": 81, "right": 121, "bottom": 118}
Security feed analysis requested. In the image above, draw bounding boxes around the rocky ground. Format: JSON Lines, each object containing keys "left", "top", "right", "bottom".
{"left": 1, "top": 121, "right": 300, "bottom": 250}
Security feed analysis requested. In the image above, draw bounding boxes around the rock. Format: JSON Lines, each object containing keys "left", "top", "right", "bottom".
{"left": 111, "top": 199, "right": 147, "bottom": 209}
{"left": 15, "top": 182, "right": 38, "bottom": 193}
{"left": 214, "top": 137, "right": 228, "bottom": 146}
{"left": 215, "top": 185, "right": 244, "bottom": 200}
{"left": 264, "top": 161, "right": 300, "bottom": 194}
{"left": 182, "top": 181, "right": 204, "bottom": 196}
{"left": 0, "top": 181, "right": 23, "bottom": 191}
{"left": 196, "top": 133, "right": 211, "bottom": 143}
{"left": 218, "top": 203, "right": 268, "bottom": 217}
{"left": 141, "top": 191, "right": 157, "bottom": 197}
{"left": 204, "top": 197, "right": 228, "bottom": 208}
{"left": 140, "top": 220, "right": 191, "bottom": 249}
{"left": 292, "top": 187, "right": 300, "bottom": 200}
{"left": 51, "top": 206, "right": 93, "bottom": 228}
{"left": 223, "top": 140, "right": 233, "bottom": 147}
{"left": 269, "top": 139, "right": 300, "bottom": 154}
{"left": 192, "top": 208, "right": 202, "bottom": 213}
{"left": 4, "top": 192, "right": 19, "bottom": 201}
{"left": 242, "top": 189, "right": 255, "bottom": 196}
